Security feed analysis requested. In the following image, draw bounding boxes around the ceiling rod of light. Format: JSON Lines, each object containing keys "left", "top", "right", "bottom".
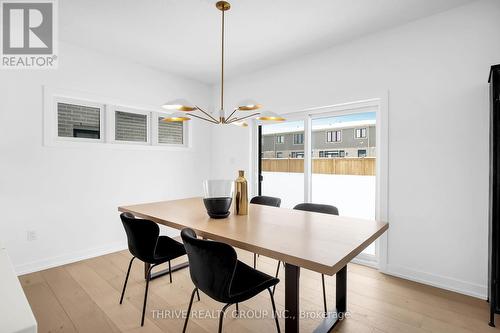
{"left": 219, "top": 0, "right": 226, "bottom": 122}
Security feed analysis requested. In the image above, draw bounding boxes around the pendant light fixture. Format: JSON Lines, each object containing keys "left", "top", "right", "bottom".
{"left": 161, "top": 1, "right": 284, "bottom": 126}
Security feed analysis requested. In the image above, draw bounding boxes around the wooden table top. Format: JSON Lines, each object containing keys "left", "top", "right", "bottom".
{"left": 118, "top": 197, "right": 388, "bottom": 275}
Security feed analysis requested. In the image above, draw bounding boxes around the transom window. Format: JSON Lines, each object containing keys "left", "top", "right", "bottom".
{"left": 50, "top": 96, "right": 187, "bottom": 148}
{"left": 115, "top": 111, "right": 148, "bottom": 142}
{"left": 158, "top": 118, "right": 184, "bottom": 145}
{"left": 57, "top": 102, "right": 102, "bottom": 140}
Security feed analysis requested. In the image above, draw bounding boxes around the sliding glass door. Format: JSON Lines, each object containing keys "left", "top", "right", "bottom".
{"left": 258, "top": 108, "right": 380, "bottom": 259}
{"left": 311, "top": 112, "right": 377, "bottom": 255}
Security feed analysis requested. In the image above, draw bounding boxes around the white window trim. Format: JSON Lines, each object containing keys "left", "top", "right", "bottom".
{"left": 43, "top": 86, "right": 190, "bottom": 151}
{"left": 276, "top": 135, "right": 284, "bottom": 144}
{"left": 52, "top": 97, "right": 106, "bottom": 144}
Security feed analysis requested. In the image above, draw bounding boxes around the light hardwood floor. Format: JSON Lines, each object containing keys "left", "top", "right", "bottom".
{"left": 20, "top": 249, "right": 497, "bottom": 333}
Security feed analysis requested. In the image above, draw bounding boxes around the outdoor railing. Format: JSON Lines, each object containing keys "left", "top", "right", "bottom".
{"left": 262, "top": 157, "right": 375, "bottom": 176}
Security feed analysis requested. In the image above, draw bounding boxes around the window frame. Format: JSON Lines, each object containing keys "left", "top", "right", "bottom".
{"left": 251, "top": 97, "right": 389, "bottom": 271}
{"left": 54, "top": 97, "right": 106, "bottom": 144}
{"left": 43, "top": 86, "right": 190, "bottom": 150}
{"left": 293, "top": 133, "right": 304, "bottom": 145}
{"left": 355, "top": 127, "right": 367, "bottom": 139}
{"left": 152, "top": 113, "right": 189, "bottom": 148}
{"left": 320, "top": 150, "right": 345, "bottom": 158}
{"left": 326, "top": 130, "right": 342, "bottom": 143}
{"left": 276, "top": 135, "right": 284, "bottom": 144}
{"left": 291, "top": 151, "right": 304, "bottom": 158}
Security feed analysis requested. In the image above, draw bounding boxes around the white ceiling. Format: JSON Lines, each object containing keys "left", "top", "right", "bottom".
{"left": 59, "top": 0, "right": 474, "bottom": 84}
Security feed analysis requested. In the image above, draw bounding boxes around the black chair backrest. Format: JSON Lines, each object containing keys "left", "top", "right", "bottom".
{"left": 250, "top": 195, "right": 282, "bottom": 207}
{"left": 181, "top": 228, "right": 237, "bottom": 302}
{"left": 293, "top": 203, "right": 339, "bottom": 216}
{"left": 120, "top": 212, "right": 159, "bottom": 263}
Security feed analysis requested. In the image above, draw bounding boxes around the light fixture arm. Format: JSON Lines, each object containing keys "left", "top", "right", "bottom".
{"left": 224, "top": 108, "right": 239, "bottom": 123}
{"left": 227, "top": 112, "right": 260, "bottom": 124}
{"left": 195, "top": 105, "right": 220, "bottom": 123}
{"left": 189, "top": 112, "right": 220, "bottom": 124}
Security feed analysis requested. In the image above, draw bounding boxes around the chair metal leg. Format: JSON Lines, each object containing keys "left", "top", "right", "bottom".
{"left": 196, "top": 289, "right": 200, "bottom": 301}
{"left": 141, "top": 264, "right": 155, "bottom": 327}
{"left": 253, "top": 253, "right": 257, "bottom": 269}
{"left": 218, "top": 303, "right": 232, "bottom": 333}
{"left": 119, "top": 257, "right": 135, "bottom": 304}
{"left": 183, "top": 288, "right": 198, "bottom": 333}
{"left": 268, "top": 288, "right": 281, "bottom": 333}
{"left": 272, "top": 261, "right": 280, "bottom": 295}
{"left": 235, "top": 303, "right": 239, "bottom": 316}
{"left": 321, "top": 273, "right": 327, "bottom": 314}
{"left": 168, "top": 260, "right": 172, "bottom": 283}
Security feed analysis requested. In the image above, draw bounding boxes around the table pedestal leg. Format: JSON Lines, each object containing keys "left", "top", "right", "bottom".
{"left": 285, "top": 263, "right": 300, "bottom": 333}
{"left": 313, "top": 265, "right": 347, "bottom": 333}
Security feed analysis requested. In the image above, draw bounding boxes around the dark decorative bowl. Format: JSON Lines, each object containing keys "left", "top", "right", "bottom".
{"left": 203, "top": 197, "right": 233, "bottom": 219}
{"left": 203, "top": 180, "right": 234, "bottom": 219}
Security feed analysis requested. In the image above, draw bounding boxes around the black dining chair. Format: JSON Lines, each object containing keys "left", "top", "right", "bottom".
{"left": 250, "top": 195, "right": 282, "bottom": 207}
{"left": 249, "top": 196, "right": 282, "bottom": 268}
{"left": 273, "top": 203, "right": 339, "bottom": 314}
{"left": 181, "top": 228, "right": 281, "bottom": 333}
{"left": 119, "top": 212, "right": 195, "bottom": 326}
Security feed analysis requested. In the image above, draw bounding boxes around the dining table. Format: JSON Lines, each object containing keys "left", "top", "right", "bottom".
{"left": 118, "top": 197, "right": 388, "bottom": 333}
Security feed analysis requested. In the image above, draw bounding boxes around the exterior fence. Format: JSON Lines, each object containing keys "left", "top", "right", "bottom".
{"left": 262, "top": 157, "right": 375, "bottom": 176}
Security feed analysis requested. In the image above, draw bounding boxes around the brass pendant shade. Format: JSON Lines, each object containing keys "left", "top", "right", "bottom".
{"left": 161, "top": 112, "right": 190, "bottom": 122}
{"left": 161, "top": 1, "right": 284, "bottom": 126}
{"left": 161, "top": 99, "right": 196, "bottom": 112}
{"left": 256, "top": 110, "right": 286, "bottom": 122}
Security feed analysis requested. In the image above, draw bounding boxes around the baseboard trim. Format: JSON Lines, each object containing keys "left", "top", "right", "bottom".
{"left": 352, "top": 256, "right": 379, "bottom": 269}
{"left": 14, "top": 241, "right": 128, "bottom": 276}
{"left": 384, "top": 264, "right": 487, "bottom": 300}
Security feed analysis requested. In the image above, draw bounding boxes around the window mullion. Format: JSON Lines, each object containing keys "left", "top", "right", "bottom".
{"left": 304, "top": 115, "right": 312, "bottom": 203}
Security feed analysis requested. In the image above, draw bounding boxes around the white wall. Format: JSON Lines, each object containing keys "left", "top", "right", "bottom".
{"left": 210, "top": 0, "right": 500, "bottom": 298}
{"left": 0, "top": 0, "right": 497, "bottom": 300}
{"left": 0, "top": 42, "right": 213, "bottom": 274}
